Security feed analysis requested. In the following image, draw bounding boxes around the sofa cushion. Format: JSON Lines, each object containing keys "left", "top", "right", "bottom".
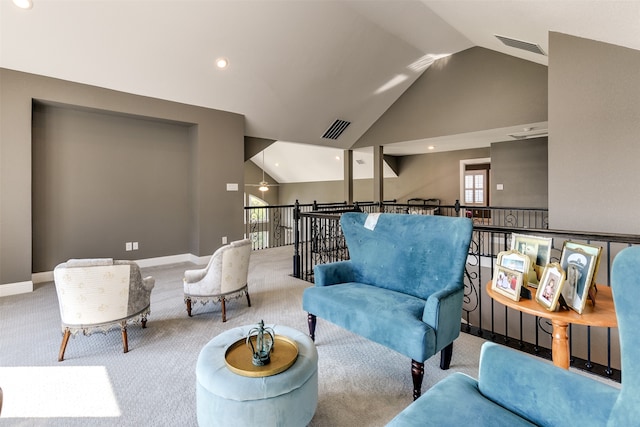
{"left": 340, "top": 212, "right": 473, "bottom": 300}
{"left": 478, "top": 342, "right": 619, "bottom": 427}
{"left": 302, "top": 282, "right": 436, "bottom": 361}
{"left": 386, "top": 372, "right": 535, "bottom": 427}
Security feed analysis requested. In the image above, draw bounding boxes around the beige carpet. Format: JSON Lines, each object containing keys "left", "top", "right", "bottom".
{"left": 0, "top": 246, "right": 486, "bottom": 426}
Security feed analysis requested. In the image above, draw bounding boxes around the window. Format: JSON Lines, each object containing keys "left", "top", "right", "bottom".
{"left": 464, "top": 170, "right": 487, "bottom": 206}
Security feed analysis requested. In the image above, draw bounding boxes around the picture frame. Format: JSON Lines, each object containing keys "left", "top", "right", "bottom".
{"left": 510, "top": 233, "right": 553, "bottom": 281}
{"left": 535, "top": 262, "right": 566, "bottom": 311}
{"left": 559, "top": 242, "right": 600, "bottom": 314}
{"left": 563, "top": 241, "right": 602, "bottom": 289}
{"left": 497, "top": 249, "right": 534, "bottom": 288}
{"left": 492, "top": 265, "right": 524, "bottom": 302}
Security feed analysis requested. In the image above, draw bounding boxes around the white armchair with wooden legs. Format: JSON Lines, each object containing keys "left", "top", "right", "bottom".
{"left": 53, "top": 259, "right": 155, "bottom": 361}
{"left": 183, "top": 239, "right": 252, "bottom": 322}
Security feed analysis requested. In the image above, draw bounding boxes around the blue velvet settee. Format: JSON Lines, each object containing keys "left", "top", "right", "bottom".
{"left": 302, "top": 212, "right": 473, "bottom": 399}
{"left": 387, "top": 245, "right": 640, "bottom": 427}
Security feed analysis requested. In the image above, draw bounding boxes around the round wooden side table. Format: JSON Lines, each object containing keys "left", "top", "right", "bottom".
{"left": 486, "top": 282, "right": 617, "bottom": 369}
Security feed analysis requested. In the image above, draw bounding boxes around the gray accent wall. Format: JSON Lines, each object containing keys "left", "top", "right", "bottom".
{"left": 1, "top": 68, "right": 244, "bottom": 286}
{"left": 31, "top": 103, "right": 193, "bottom": 272}
{"left": 491, "top": 138, "right": 548, "bottom": 208}
{"left": 548, "top": 33, "right": 640, "bottom": 233}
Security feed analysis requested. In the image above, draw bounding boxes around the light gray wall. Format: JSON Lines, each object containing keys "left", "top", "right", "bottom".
{"left": 354, "top": 46, "right": 548, "bottom": 147}
{"left": 0, "top": 68, "right": 244, "bottom": 284}
{"left": 278, "top": 180, "right": 372, "bottom": 206}
{"left": 548, "top": 33, "right": 640, "bottom": 233}
{"left": 491, "top": 138, "right": 548, "bottom": 207}
{"left": 278, "top": 148, "right": 491, "bottom": 206}
{"left": 386, "top": 148, "right": 490, "bottom": 205}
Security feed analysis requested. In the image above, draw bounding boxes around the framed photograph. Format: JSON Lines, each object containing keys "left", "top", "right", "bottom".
{"left": 497, "top": 249, "right": 534, "bottom": 287}
{"left": 535, "top": 263, "right": 566, "bottom": 311}
{"left": 510, "top": 233, "right": 553, "bottom": 280}
{"left": 563, "top": 241, "right": 602, "bottom": 289}
{"left": 559, "top": 242, "right": 600, "bottom": 314}
{"left": 497, "top": 249, "right": 530, "bottom": 274}
{"left": 492, "top": 265, "right": 524, "bottom": 302}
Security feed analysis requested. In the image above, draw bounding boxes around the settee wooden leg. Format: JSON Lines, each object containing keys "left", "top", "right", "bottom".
{"left": 246, "top": 290, "right": 252, "bottom": 307}
{"left": 411, "top": 360, "right": 424, "bottom": 400}
{"left": 186, "top": 298, "right": 193, "bottom": 317}
{"left": 121, "top": 324, "right": 129, "bottom": 353}
{"left": 58, "top": 329, "right": 71, "bottom": 362}
{"left": 141, "top": 316, "right": 148, "bottom": 329}
{"left": 307, "top": 313, "right": 316, "bottom": 341}
{"left": 440, "top": 342, "right": 453, "bottom": 370}
{"left": 222, "top": 298, "right": 227, "bottom": 322}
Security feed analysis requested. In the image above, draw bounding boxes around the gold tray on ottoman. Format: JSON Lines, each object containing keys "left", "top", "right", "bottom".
{"left": 225, "top": 334, "right": 299, "bottom": 377}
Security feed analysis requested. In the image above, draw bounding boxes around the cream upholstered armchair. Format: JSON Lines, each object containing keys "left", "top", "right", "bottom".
{"left": 183, "top": 239, "right": 252, "bottom": 322}
{"left": 53, "top": 258, "right": 155, "bottom": 361}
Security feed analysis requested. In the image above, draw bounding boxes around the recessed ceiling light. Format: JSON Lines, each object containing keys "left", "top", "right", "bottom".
{"left": 215, "top": 57, "right": 229, "bottom": 69}
{"left": 13, "top": 0, "right": 33, "bottom": 9}
{"left": 428, "top": 145, "right": 435, "bottom": 150}
{"left": 335, "top": 156, "right": 341, "bottom": 161}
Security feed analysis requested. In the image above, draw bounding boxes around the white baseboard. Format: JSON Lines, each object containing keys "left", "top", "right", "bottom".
{"left": 0, "top": 280, "right": 34, "bottom": 297}
{"left": 2, "top": 253, "right": 212, "bottom": 297}
{"left": 32, "top": 271, "right": 53, "bottom": 284}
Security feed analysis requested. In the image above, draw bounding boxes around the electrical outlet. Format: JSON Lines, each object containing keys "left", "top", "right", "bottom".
{"left": 133, "top": 242, "right": 139, "bottom": 250}
{"left": 222, "top": 236, "right": 228, "bottom": 244}
{"left": 126, "top": 242, "right": 132, "bottom": 251}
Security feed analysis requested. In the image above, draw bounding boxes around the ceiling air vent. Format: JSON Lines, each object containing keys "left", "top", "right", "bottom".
{"left": 508, "top": 128, "right": 548, "bottom": 140}
{"left": 322, "top": 119, "right": 351, "bottom": 140}
{"left": 495, "top": 34, "right": 546, "bottom": 56}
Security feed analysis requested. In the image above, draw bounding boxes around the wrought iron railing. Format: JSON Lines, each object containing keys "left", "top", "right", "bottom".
{"left": 292, "top": 204, "right": 638, "bottom": 383}
{"left": 293, "top": 201, "right": 549, "bottom": 281}
{"left": 244, "top": 200, "right": 394, "bottom": 250}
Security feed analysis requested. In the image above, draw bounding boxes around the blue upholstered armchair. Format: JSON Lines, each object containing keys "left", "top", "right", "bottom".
{"left": 302, "top": 212, "right": 473, "bottom": 399}
{"left": 387, "top": 245, "right": 640, "bottom": 426}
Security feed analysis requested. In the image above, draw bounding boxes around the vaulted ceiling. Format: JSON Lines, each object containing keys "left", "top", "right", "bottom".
{"left": 3, "top": 0, "right": 640, "bottom": 183}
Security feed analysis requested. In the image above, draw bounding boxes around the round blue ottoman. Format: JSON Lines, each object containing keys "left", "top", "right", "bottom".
{"left": 196, "top": 325, "right": 318, "bottom": 427}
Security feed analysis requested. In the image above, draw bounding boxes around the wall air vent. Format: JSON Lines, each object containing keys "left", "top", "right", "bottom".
{"left": 495, "top": 34, "right": 546, "bottom": 56}
{"left": 322, "top": 119, "right": 351, "bottom": 140}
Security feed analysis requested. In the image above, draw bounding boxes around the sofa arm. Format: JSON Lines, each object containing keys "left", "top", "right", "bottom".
{"left": 313, "top": 261, "right": 355, "bottom": 287}
{"left": 142, "top": 276, "right": 155, "bottom": 292}
{"left": 422, "top": 286, "right": 464, "bottom": 351}
{"left": 478, "top": 342, "right": 619, "bottom": 427}
{"left": 184, "top": 268, "right": 207, "bottom": 284}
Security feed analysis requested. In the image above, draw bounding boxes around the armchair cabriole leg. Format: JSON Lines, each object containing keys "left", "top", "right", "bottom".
{"left": 411, "top": 360, "right": 424, "bottom": 400}
{"left": 440, "top": 342, "right": 453, "bottom": 370}
{"left": 246, "top": 290, "right": 252, "bottom": 307}
{"left": 58, "top": 328, "right": 71, "bottom": 362}
{"left": 141, "top": 316, "right": 147, "bottom": 329}
{"left": 186, "top": 298, "right": 193, "bottom": 317}
{"left": 121, "top": 324, "right": 129, "bottom": 353}
{"left": 221, "top": 298, "right": 227, "bottom": 322}
{"left": 307, "top": 313, "right": 316, "bottom": 341}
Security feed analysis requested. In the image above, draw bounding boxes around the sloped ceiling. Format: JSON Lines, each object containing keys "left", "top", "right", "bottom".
{"left": 2, "top": 0, "right": 640, "bottom": 183}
